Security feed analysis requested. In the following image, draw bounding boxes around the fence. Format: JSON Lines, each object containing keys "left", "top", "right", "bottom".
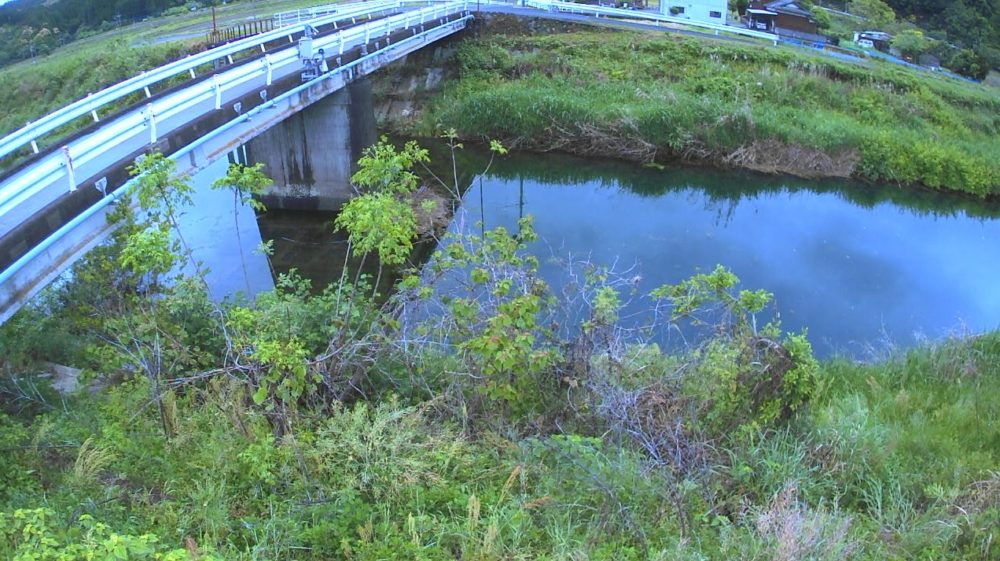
{"left": 207, "top": 18, "right": 276, "bottom": 46}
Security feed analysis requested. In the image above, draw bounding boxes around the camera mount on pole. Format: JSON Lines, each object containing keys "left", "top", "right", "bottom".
{"left": 298, "top": 24, "right": 329, "bottom": 81}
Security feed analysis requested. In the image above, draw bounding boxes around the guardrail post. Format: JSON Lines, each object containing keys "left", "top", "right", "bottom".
{"left": 365, "top": 23, "right": 371, "bottom": 43}
{"left": 262, "top": 54, "right": 273, "bottom": 85}
{"left": 30, "top": 140, "right": 38, "bottom": 154}
{"left": 145, "top": 103, "right": 157, "bottom": 144}
{"left": 339, "top": 32, "right": 346, "bottom": 54}
{"left": 61, "top": 146, "right": 76, "bottom": 192}
{"left": 86, "top": 92, "right": 100, "bottom": 122}
{"left": 213, "top": 75, "right": 223, "bottom": 110}
{"left": 189, "top": 68, "right": 197, "bottom": 78}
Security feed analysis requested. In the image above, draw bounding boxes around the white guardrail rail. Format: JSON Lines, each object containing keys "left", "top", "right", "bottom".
{"left": 0, "top": 0, "right": 406, "bottom": 164}
{"left": 523, "top": 0, "right": 778, "bottom": 43}
{"left": 0, "top": 0, "right": 470, "bottom": 232}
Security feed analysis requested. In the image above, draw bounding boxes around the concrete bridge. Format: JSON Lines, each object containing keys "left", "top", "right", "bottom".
{"left": 0, "top": 0, "right": 781, "bottom": 324}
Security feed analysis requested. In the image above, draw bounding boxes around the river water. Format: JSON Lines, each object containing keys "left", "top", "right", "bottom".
{"left": 180, "top": 150, "right": 1000, "bottom": 357}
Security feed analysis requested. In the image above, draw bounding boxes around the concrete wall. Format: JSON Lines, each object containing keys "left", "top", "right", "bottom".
{"left": 246, "top": 78, "right": 377, "bottom": 211}
{"left": 661, "top": 0, "right": 727, "bottom": 24}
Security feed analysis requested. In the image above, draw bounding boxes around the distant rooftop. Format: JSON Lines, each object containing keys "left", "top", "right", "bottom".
{"left": 764, "top": 0, "right": 813, "bottom": 18}
{"left": 859, "top": 30, "right": 892, "bottom": 40}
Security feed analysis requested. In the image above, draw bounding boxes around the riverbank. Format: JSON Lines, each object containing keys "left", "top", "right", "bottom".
{"left": 381, "top": 17, "right": 1000, "bottom": 198}
{"left": 1, "top": 254, "right": 999, "bottom": 560}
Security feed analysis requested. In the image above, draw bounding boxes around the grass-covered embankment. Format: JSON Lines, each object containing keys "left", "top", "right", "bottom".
{"left": 1, "top": 271, "right": 999, "bottom": 560}
{"left": 421, "top": 28, "right": 1000, "bottom": 197}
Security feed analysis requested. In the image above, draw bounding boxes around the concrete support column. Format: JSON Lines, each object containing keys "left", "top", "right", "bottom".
{"left": 247, "top": 78, "right": 376, "bottom": 211}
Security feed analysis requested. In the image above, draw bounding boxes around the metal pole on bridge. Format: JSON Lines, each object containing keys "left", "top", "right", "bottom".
{"left": 213, "top": 75, "right": 223, "bottom": 110}
{"left": 61, "top": 147, "right": 76, "bottom": 192}
{"left": 145, "top": 103, "right": 157, "bottom": 145}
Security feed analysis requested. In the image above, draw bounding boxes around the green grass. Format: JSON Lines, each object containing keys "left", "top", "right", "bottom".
{"left": 1, "top": 314, "right": 999, "bottom": 559}
{"left": 418, "top": 30, "right": 1000, "bottom": 197}
{"left": 0, "top": 41, "right": 196, "bottom": 146}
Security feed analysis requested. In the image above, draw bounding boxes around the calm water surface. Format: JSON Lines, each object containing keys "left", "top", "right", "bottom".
{"left": 450, "top": 152, "right": 1000, "bottom": 357}
{"left": 181, "top": 151, "right": 1000, "bottom": 357}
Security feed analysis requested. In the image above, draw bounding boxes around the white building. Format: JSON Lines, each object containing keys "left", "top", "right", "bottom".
{"left": 661, "top": 0, "right": 728, "bottom": 25}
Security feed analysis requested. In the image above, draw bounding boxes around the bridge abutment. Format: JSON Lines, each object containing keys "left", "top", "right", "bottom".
{"left": 247, "top": 78, "right": 376, "bottom": 211}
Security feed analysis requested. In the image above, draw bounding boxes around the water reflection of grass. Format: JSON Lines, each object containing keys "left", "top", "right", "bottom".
{"left": 426, "top": 139, "right": 1000, "bottom": 222}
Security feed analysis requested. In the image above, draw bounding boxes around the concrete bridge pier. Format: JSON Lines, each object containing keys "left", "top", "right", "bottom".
{"left": 246, "top": 78, "right": 376, "bottom": 211}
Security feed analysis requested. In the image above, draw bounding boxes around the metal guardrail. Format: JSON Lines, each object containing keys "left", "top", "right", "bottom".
{"left": 0, "top": 12, "right": 475, "bottom": 321}
{"left": 0, "top": 0, "right": 405, "bottom": 164}
{"left": 0, "top": 1, "right": 469, "bottom": 227}
{"left": 523, "top": 0, "right": 779, "bottom": 43}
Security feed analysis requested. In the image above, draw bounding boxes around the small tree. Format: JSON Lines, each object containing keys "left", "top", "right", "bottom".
{"left": 892, "top": 28, "right": 930, "bottom": 60}
{"left": 847, "top": 0, "right": 895, "bottom": 28}
{"left": 811, "top": 6, "right": 832, "bottom": 30}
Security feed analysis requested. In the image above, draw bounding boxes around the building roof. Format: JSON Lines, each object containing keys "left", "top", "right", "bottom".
{"left": 764, "top": 0, "right": 813, "bottom": 18}
{"left": 747, "top": 8, "right": 778, "bottom": 15}
{"left": 859, "top": 31, "right": 892, "bottom": 40}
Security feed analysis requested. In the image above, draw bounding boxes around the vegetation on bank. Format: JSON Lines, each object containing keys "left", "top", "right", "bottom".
{"left": 418, "top": 29, "right": 1000, "bottom": 197}
{"left": 1, "top": 140, "right": 999, "bottom": 560}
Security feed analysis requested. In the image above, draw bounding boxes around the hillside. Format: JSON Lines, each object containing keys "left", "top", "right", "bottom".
{"left": 837, "top": 0, "right": 1000, "bottom": 78}
{"left": 884, "top": 0, "right": 999, "bottom": 56}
